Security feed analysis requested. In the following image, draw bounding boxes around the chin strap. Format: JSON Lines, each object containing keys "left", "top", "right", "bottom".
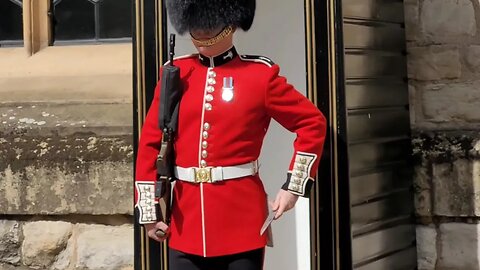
{"left": 190, "top": 26, "right": 234, "bottom": 47}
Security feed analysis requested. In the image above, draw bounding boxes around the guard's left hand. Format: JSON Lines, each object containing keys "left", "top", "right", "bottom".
{"left": 272, "top": 189, "right": 299, "bottom": 220}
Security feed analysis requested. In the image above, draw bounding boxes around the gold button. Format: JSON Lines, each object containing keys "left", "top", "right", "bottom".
{"left": 208, "top": 78, "right": 216, "bottom": 85}
{"left": 200, "top": 160, "right": 207, "bottom": 167}
{"left": 206, "top": 86, "right": 215, "bottom": 93}
{"left": 300, "top": 157, "right": 307, "bottom": 164}
{"left": 201, "top": 150, "right": 208, "bottom": 158}
{"left": 206, "top": 94, "right": 214, "bottom": 102}
{"left": 203, "top": 123, "right": 210, "bottom": 130}
{"left": 296, "top": 165, "right": 306, "bottom": 171}
{"left": 208, "top": 71, "right": 216, "bottom": 77}
{"left": 205, "top": 103, "right": 212, "bottom": 111}
{"left": 202, "top": 131, "right": 209, "bottom": 139}
{"left": 202, "top": 141, "right": 208, "bottom": 149}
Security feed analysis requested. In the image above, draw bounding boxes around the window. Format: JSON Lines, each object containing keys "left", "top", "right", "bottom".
{"left": 0, "top": 0, "right": 23, "bottom": 46}
{"left": 53, "top": 0, "right": 132, "bottom": 44}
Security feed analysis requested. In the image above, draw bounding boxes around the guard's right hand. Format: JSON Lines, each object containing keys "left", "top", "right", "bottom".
{"left": 145, "top": 222, "right": 170, "bottom": 242}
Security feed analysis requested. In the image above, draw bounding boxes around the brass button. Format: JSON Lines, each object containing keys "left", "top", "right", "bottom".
{"left": 206, "top": 94, "right": 214, "bottom": 102}
{"left": 202, "top": 141, "right": 208, "bottom": 149}
{"left": 208, "top": 71, "right": 216, "bottom": 77}
{"left": 203, "top": 123, "right": 210, "bottom": 130}
{"left": 208, "top": 78, "right": 216, "bottom": 85}
{"left": 296, "top": 165, "right": 306, "bottom": 171}
{"left": 200, "top": 160, "right": 207, "bottom": 167}
{"left": 201, "top": 150, "right": 208, "bottom": 158}
{"left": 205, "top": 103, "right": 212, "bottom": 111}
{"left": 300, "top": 157, "right": 307, "bottom": 164}
{"left": 202, "top": 131, "right": 209, "bottom": 139}
{"left": 295, "top": 171, "right": 304, "bottom": 178}
{"left": 206, "top": 86, "right": 215, "bottom": 93}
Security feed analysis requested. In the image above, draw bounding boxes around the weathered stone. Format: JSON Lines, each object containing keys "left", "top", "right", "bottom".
{"left": 412, "top": 133, "right": 480, "bottom": 162}
{"left": 432, "top": 160, "right": 480, "bottom": 216}
{"left": 0, "top": 263, "right": 34, "bottom": 270}
{"left": 0, "top": 220, "right": 21, "bottom": 265}
{"left": 76, "top": 224, "right": 133, "bottom": 270}
{"left": 420, "top": 0, "right": 476, "bottom": 43}
{"left": 465, "top": 45, "right": 480, "bottom": 71}
{"left": 408, "top": 46, "right": 461, "bottom": 81}
{"left": 420, "top": 82, "right": 480, "bottom": 126}
{"left": 416, "top": 226, "right": 437, "bottom": 270}
{"left": 404, "top": 0, "right": 419, "bottom": 41}
{"left": 438, "top": 223, "right": 480, "bottom": 269}
{"left": 0, "top": 103, "right": 132, "bottom": 137}
{"left": 51, "top": 230, "right": 75, "bottom": 270}
{"left": 414, "top": 164, "right": 432, "bottom": 217}
{"left": 22, "top": 221, "right": 73, "bottom": 268}
{"left": 0, "top": 161, "right": 133, "bottom": 215}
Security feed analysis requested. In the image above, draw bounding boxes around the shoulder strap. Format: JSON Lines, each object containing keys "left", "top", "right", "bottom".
{"left": 239, "top": 55, "right": 275, "bottom": 67}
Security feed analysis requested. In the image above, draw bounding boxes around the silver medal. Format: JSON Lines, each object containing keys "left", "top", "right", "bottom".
{"left": 222, "top": 77, "right": 234, "bottom": 102}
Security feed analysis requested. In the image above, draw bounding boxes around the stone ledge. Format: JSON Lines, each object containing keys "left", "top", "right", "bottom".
{"left": 0, "top": 132, "right": 134, "bottom": 215}
{"left": 413, "top": 132, "right": 480, "bottom": 163}
{"left": 413, "top": 132, "right": 480, "bottom": 218}
{"left": 0, "top": 102, "right": 133, "bottom": 137}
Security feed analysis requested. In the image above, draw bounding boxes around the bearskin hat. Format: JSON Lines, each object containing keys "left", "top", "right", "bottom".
{"left": 166, "top": 0, "right": 256, "bottom": 35}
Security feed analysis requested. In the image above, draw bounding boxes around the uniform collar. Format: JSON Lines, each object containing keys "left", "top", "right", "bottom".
{"left": 198, "top": 47, "right": 238, "bottom": 68}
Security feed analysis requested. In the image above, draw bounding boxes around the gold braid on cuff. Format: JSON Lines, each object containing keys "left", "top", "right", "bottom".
{"left": 190, "top": 26, "right": 234, "bottom": 47}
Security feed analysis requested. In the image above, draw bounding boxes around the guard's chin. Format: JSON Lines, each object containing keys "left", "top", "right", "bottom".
{"left": 195, "top": 46, "right": 215, "bottom": 57}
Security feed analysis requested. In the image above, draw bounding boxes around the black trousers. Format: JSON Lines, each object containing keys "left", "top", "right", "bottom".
{"left": 169, "top": 248, "right": 265, "bottom": 270}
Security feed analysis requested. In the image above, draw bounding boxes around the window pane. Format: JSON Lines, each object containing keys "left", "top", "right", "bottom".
{"left": 99, "top": 0, "right": 132, "bottom": 39}
{"left": 55, "top": 0, "right": 95, "bottom": 40}
{"left": 0, "top": 0, "right": 23, "bottom": 41}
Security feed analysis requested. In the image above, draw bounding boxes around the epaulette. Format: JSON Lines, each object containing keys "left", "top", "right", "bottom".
{"left": 164, "top": 54, "right": 198, "bottom": 66}
{"left": 239, "top": 55, "right": 275, "bottom": 67}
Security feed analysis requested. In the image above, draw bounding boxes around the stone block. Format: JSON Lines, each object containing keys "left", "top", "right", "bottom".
{"left": 465, "top": 45, "right": 480, "bottom": 71}
{"left": 0, "top": 220, "right": 21, "bottom": 265}
{"left": 404, "top": 0, "right": 419, "bottom": 41}
{"left": 420, "top": 0, "right": 476, "bottom": 44}
{"left": 51, "top": 230, "right": 75, "bottom": 270}
{"left": 420, "top": 82, "right": 480, "bottom": 125}
{"left": 414, "top": 165, "right": 432, "bottom": 217}
{"left": 22, "top": 221, "right": 73, "bottom": 268}
{"left": 75, "top": 224, "right": 133, "bottom": 270}
{"left": 408, "top": 46, "right": 461, "bottom": 81}
{"left": 432, "top": 160, "right": 480, "bottom": 216}
{"left": 438, "top": 223, "right": 480, "bottom": 269}
{"left": 0, "top": 161, "right": 133, "bottom": 215}
{"left": 416, "top": 225, "right": 437, "bottom": 270}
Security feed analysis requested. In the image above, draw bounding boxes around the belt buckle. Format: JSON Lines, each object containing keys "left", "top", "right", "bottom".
{"left": 194, "top": 167, "right": 212, "bottom": 183}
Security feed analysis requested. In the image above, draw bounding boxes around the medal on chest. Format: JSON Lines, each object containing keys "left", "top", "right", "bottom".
{"left": 222, "top": 77, "right": 234, "bottom": 102}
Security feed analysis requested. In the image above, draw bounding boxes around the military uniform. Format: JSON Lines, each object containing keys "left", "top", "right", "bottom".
{"left": 135, "top": 46, "right": 326, "bottom": 257}
{"left": 134, "top": 0, "right": 327, "bottom": 268}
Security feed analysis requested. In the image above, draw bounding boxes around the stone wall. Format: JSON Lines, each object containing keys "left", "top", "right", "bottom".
{"left": 0, "top": 44, "right": 134, "bottom": 269}
{"left": 405, "top": 0, "right": 480, "bottom": 269}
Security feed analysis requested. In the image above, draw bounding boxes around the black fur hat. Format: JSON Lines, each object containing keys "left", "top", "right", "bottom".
{"left": 166, "top": 0, "right": 256, "bottom": 35}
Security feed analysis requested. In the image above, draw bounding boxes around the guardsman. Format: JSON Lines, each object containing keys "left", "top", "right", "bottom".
{"left": 134, "top": 0, "right": 327, "bottom": 269}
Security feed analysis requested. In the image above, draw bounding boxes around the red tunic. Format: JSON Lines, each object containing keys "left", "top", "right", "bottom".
{"left": 135, "top": 47, "right": 326, "bottom": 257}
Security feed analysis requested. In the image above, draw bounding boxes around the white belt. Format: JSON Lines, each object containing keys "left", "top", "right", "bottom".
{"left": 174, "top": 160, "right": 259, "bottom": 183}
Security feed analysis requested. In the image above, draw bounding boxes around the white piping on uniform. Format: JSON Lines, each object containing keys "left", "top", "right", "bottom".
{"left": 198, "top": 67, "right": 212, "bottom": 257}
{"left": 200, "top": 183, "right": 207, "bottom": 257}
{"left": 239, "top": 55, "right": 273, "bottom": 68}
